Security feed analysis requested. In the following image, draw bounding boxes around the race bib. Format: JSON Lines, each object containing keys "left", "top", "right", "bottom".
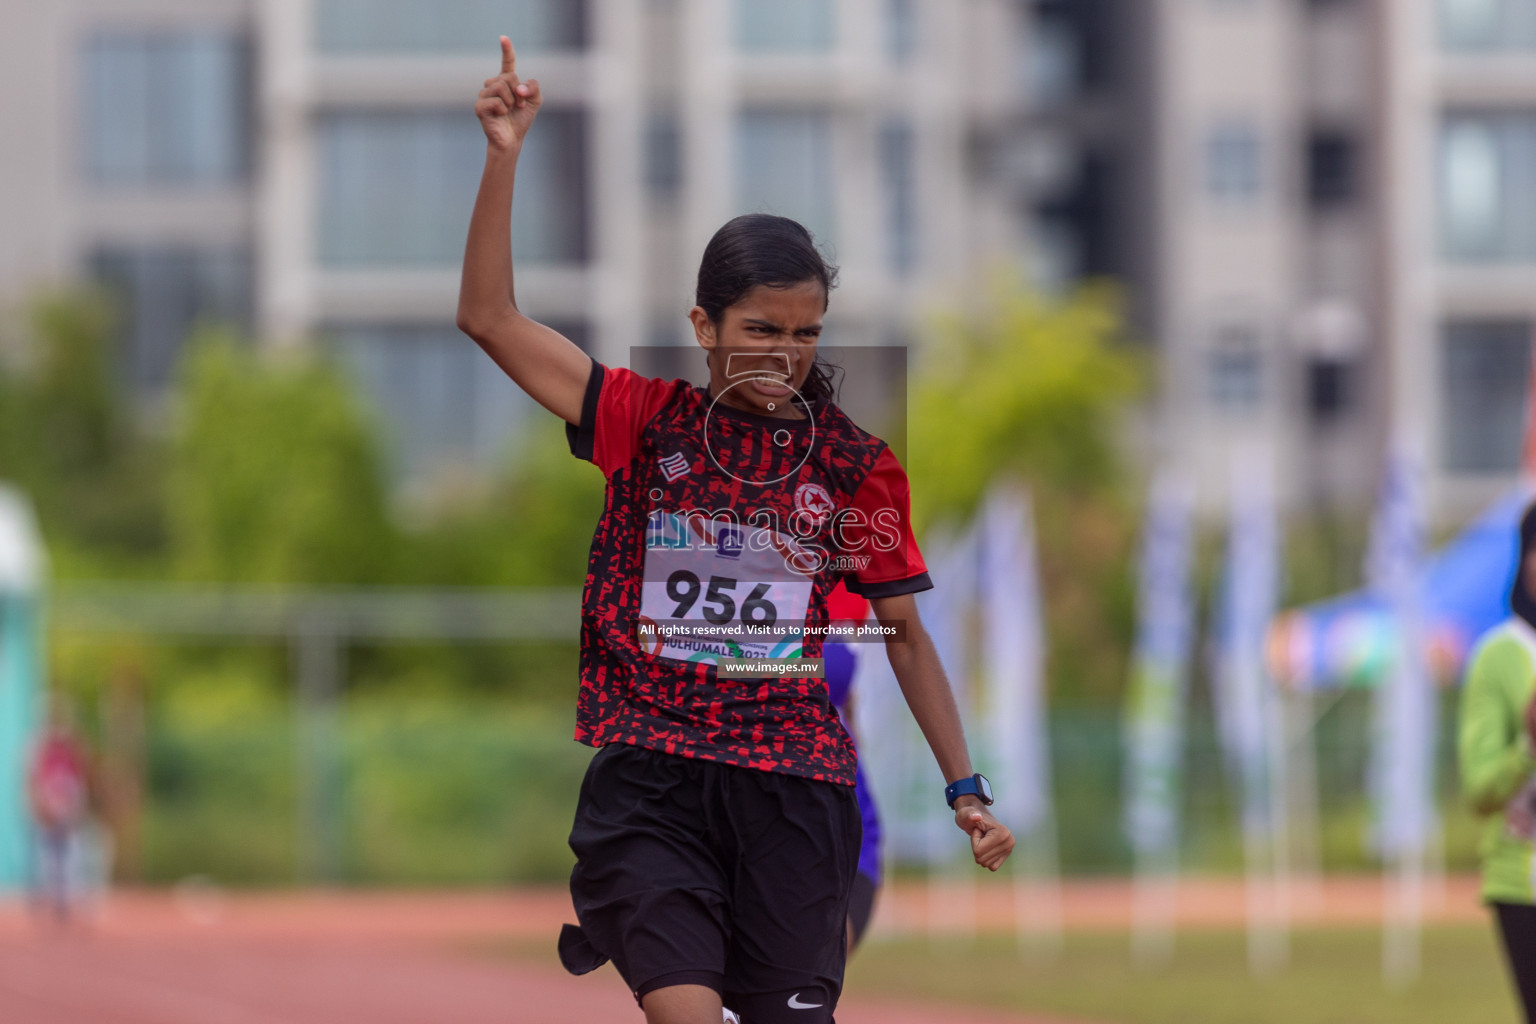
{"left": 639, "top": 512, "right": 813, "bottom": 666}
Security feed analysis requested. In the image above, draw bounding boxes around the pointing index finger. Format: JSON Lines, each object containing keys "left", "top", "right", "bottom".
{"left": 500, "top": 35, "right": 516, "bottom": 75}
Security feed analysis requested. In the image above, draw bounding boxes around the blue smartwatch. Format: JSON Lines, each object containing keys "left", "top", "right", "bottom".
{"left": 944, "top": 773, "right": 993, "bottom": 809}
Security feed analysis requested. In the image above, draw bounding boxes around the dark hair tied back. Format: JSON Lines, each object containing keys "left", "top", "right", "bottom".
{"left": 1512, "top": 502, "right": 1536, "bottom": 630}
{"left": 695, "top": 214, "right": 842, "bottom": 405}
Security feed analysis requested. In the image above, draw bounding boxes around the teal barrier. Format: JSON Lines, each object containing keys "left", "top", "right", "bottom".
{"left": 0, "top": 594, "right": 38, "bottom": 889}
{"left": 0, "top": 487, "right": 42, "bottom": 892}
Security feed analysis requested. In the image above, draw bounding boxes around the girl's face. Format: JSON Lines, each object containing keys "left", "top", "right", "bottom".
{"left": 690, "top": 281, "right": 825, "bottom": 419}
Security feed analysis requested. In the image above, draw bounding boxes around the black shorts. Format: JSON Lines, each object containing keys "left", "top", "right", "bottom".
{"left": 1494, "top": 902, "right": 1536, "bottom": 1022}
{"left": 560, "top": 744, "right": 861, "bottom": 1023}
{"left": 847, "top": 871, "right": 878, "bottom": 950}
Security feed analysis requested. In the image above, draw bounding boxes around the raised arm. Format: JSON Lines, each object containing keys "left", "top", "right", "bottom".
{"left": 457, "top": 36, "right": 590, "bottom": 426}
{"left": 870, "top": 592, "right": 1014, "bottom": 871}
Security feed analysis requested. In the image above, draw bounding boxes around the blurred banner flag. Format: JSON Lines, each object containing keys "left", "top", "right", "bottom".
{"left": 1211, "top": 447, "right": 1289, "bottom": 974}
{"left": 1266, "top": 490, "right": 1524, "bottom": 692}
{"left": 1122, "top": 468, "right": 1196, "bottom": 963}
{"left": 868, "top": 526, "right": 982, "bottom": 874}
{"left": 0, "top": 485, "right": 45, "bottom": 891}
{"left": 916, "top": 527, "right": 982, "bottom": 937}
{"left": 1367, "top": 439, "right": 1438, "bottom": 859}
{"left": 979, "top": 482, "right": 1061, "bottom": 951}
{"left": 1269, "top": 326, "right": 1536, "bottom": 691}
{"left": 873, "top": 528, "right": 955, "bottom": 867}
{"left": 1365, "top": 435, "right": 1438, "bottom": 984}
{"left": 1214, "top": 448, "right": 1281, "bottom": 838}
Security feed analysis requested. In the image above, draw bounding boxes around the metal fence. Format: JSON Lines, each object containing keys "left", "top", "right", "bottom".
{"left": 52, "top": 582, "right": 581, "bottom": 881}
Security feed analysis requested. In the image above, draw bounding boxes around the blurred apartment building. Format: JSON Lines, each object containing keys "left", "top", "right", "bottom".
{"left": 5, "top": 0, "right": 1530, "bottom": 522}
{"left": 1022, "top": 0, "right": 1536, "bottom": 520}
{"left": 0, "top": 0, "right": 1027, "bottom": 487}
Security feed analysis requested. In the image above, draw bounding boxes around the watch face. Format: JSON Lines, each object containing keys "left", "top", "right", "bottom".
{"left": 976, "top": 774, "right": 993, "bottom": 805}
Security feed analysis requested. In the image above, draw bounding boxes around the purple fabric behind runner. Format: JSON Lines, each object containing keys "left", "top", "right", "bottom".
{"left": 825, "top": 641, "right": 882, "bottom": 883}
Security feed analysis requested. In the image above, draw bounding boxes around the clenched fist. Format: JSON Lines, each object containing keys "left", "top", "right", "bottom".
{"left": 955, "top": 798, "right": 1015, "bottom": 872}
{"left": 476, "top": 36, "right": 542, "bottom": 153}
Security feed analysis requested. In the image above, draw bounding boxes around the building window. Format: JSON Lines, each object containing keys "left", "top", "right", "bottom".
{"left": 880, "top": 120, "right": 915, "bottom": 275}
{"left": 1440, "top": 113, "right": 1536, "bottom": 263}
{"left": 317, "top": 0, "right": 586, "bottom": 53}
{"left": 886, "top": 0, "right": 916, "bottom": 63}
{"left": 318, "top": 110, "right": 587, "bottom": 268}
{"left": 1208, "top": 324, "right": 1264, "bottom": 414}
{"left": 735, "top": 0, "right": 836, "bottom": 53}
{"left": 1306, "top": 357, "right": 1355, "bottom": 422}
{"left": 1442, "top": 321, "right": 1531, "bottom": 473}
{"left": 84, "top": 33, "right": 250, "bottom": 187}
{"left": 1205, "top": 122, "right": 1262, "bottom": 203}
{"left": 736, "top": 110, "right": 836, "bottom": 251}
{"left": 1296, "top": 301, "right": 1366, "bottom": 423}
{"left": 1439, "top": 0, "right": 1536, "bottom": 51}
{"left": 1308, "top": 129, "right": 1359, "bottom": 210}
{"left": 329, "top": 323, "right": 585, "bottom": 480}
{"left": 1027, "top": 4, "right": 1083, "bottom": 108}
{"left": 90, "top": 247, "right": 252, "bottom": 394}
{"left": 645, "top": 113, "right": 682, "bottom": 202}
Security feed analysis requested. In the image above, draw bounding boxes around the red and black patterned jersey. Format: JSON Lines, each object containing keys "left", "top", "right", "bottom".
{"left": 564, "top": 358, "right": 931, "bottom": 786}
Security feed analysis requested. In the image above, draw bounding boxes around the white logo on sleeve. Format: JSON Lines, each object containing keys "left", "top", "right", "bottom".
{"left": 787, "top": 993, "right": 824, "bottom": 1010}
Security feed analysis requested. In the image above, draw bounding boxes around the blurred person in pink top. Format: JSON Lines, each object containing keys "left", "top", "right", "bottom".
{"left": 28, "top": 698, "right": 90, "bottom": 923}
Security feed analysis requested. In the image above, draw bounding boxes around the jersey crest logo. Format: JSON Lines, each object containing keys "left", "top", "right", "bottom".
{"left": 794, "top": 481, "right": 834, "bottom": 525}
{"left": 658, "top": 451, "right": 691, "bottom": 482}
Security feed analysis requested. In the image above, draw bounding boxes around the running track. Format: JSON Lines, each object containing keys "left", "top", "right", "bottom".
{"left": 0, "top": 888, "right": 1081, "bottom": 1024}
{"left": 0, "top": 877, "right": 1482, "bottom": 1024}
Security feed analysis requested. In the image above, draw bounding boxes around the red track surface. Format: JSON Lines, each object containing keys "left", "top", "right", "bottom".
{"left": 0, "top": 876, "right": 1485, "bottom": 1024}
{"left": 0, "top": 887, "right": 1080, "bottom": 1024}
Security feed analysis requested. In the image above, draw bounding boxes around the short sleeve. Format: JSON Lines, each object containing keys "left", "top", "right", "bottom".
{"left": 839, "top": 447, "right": 932, "bottom": 599}
{"left": 826, "top": 581, "right": 870, "bottom": 623}
{"left": 565, "top": 359, "right": 677, "bottom": 476}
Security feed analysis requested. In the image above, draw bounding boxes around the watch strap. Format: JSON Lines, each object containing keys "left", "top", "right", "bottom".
{"left": 945, "top": 776, "right": 982, "bottom": 808}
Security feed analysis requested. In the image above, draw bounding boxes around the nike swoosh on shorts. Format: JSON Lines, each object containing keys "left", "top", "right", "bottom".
{"left": 787, "top": 993, "right": 824, "bottom": 1009}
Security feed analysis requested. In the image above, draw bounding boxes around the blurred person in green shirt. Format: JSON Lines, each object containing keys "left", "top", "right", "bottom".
{"left": 1459, "top": 502, "right": 1536, "bottom": 1022}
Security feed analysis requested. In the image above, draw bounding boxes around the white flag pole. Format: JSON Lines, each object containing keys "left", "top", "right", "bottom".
{"left": 1123, "top": 469, "right": 1197, "bottom": 969}
{"left": 1217, "top": 445, "right": 1290, "bottom": 975}
{"left": 980, "top": 483, "right": 1062, "bottom": 959}
{"left": 1366, "top": 436, "right": 1436, "bottom": 987}
{"left": 1281, "top": 688, "right": 1324, "bottom": 919}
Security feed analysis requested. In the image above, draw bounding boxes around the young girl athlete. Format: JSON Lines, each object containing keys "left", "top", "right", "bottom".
{"left": 459, "top": 38, "right": 1014, "bottom": 1024}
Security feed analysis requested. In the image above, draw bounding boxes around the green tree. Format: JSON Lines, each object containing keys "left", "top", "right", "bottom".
{"left": 0, "top": 290, "right": 165, "bottom": 565}
{"left": 167, "top": 328, "right": 394, "bottom": 584}
{"left": 907, "top": 276, "right": 1145, "bottom": 704}
{"left": 396, "top": 416, "right": 606, "bottom": 588}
